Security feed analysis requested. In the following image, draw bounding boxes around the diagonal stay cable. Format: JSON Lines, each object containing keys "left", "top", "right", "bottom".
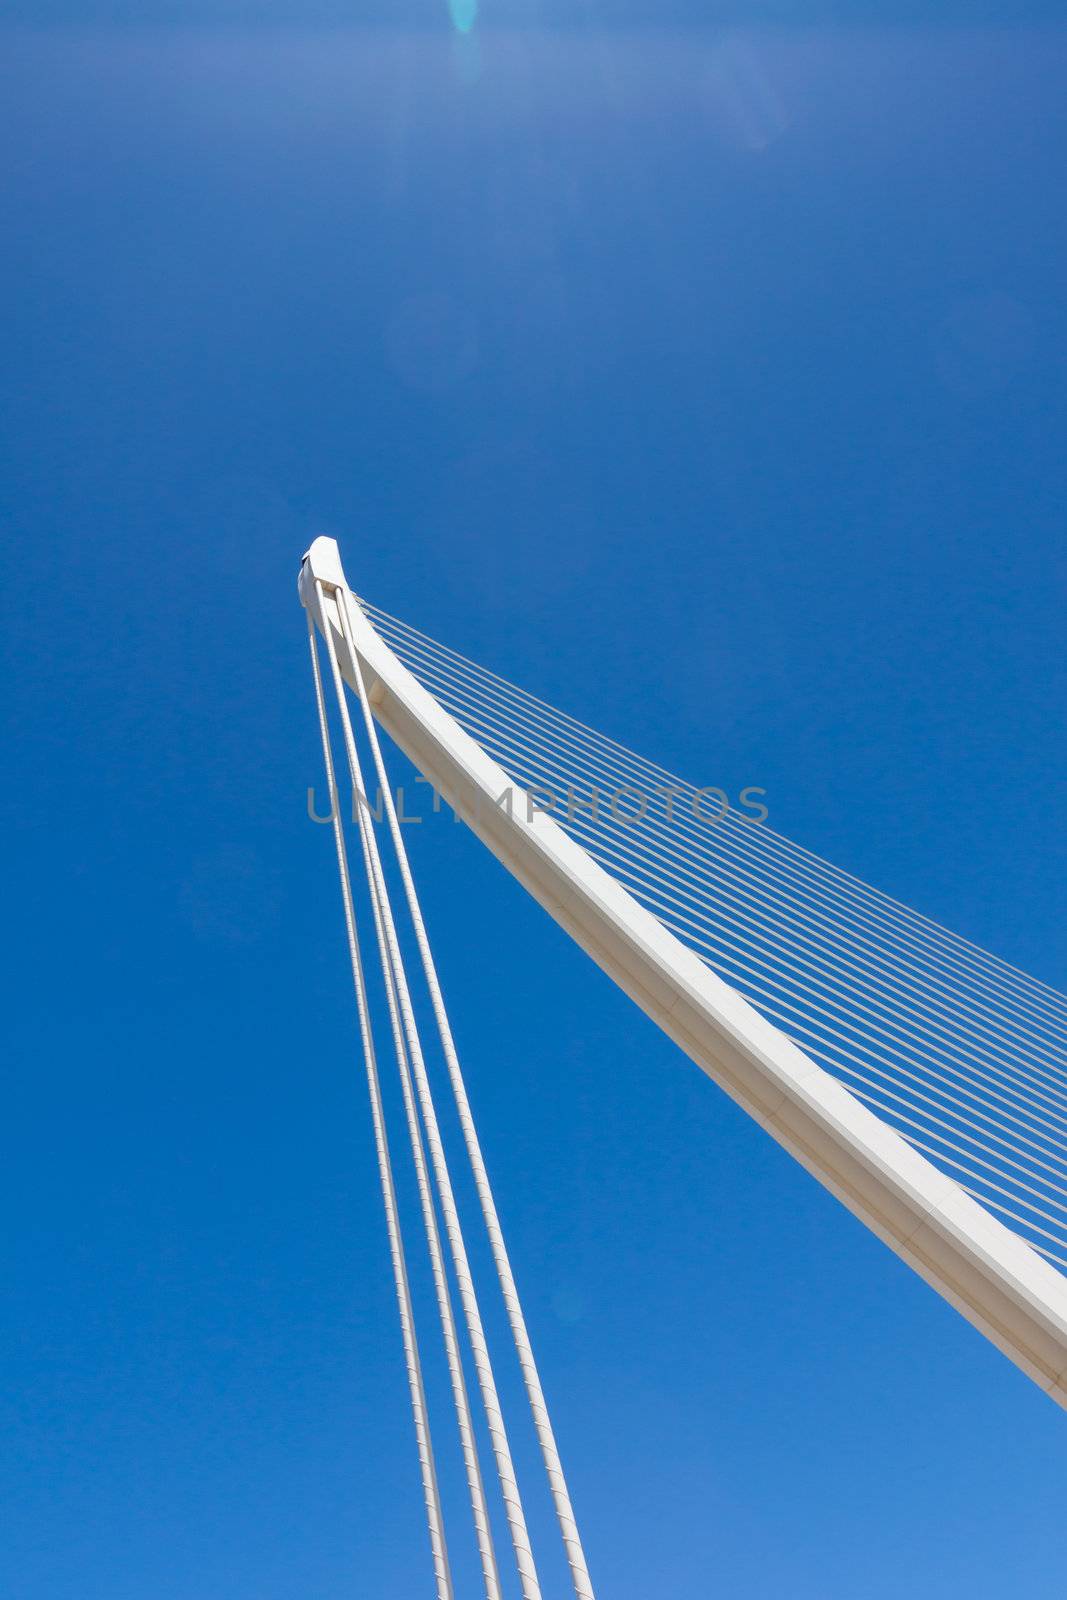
{"left": 357, "top": 599, "right": 1067, "bottom": 1267}
{"left": 643, "top": 912, "right": 1067, "bottom": 1192}
{"left": 423, "top": 689, "right": 1067, "bottom": 1113}
{"left": 365, "top": 601, "right": 1067, "bottom": 1024}
{"left": 384, "top": 631, "right": 1067, "bottom": 1068}
{"left": 369, "top": 606, "right": 1067, "bottom": 1040}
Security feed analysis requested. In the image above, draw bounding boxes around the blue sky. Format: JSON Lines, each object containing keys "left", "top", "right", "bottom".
{"left": 3, "top": 14, "right": 1066, "bottom": 1599}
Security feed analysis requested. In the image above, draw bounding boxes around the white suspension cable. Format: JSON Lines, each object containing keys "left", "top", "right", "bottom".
{"left": 601, "top": 853, "right": 1067, "bottom": 1147}
{"left": 949, "top": 1188, "right": 1067, "bottom": 1269}
{"left": 336, "top": 688, "right": 504, "bottom": 1597}
{"left": 430, "top": 719, "right": 1067, "bottom": 1126}
{"left": 370, "top": 607, "right": 1067, "bottom": 1039}
{"left": 340, "top": 588, "right": 598, "bottom": 1600}
{"left": 386, "top": 638, "right": 1067, "bottom": 1071}
{"left": 659, "top": 934, "right": 1067, "bottom": 1189}
{"left": 306, "top": 612, "right": 453, "bottom": 1600}
{"left": 447, "top": 697, "right": 1067, "bottom": 1084}
{"left": 357, "top": 812, "right": 504, "bottom": 1600}
{"left": 883, "top": 1132, "right": 1067, "bottom": 1256}
{"left": 710, "top": 997, "right": 1067, "bottom": 1219}
{"left": 365, "top": 603, "right": 1067, "bottom": 1014}
{"left": 800, "top": 1055, "right": 1067, "bottom": 1219}
{"left": 318, "top": 584, "right": 544, "bottom": 1600}
{"left": 303, "top": 534, "right": 1067, "bottom": 1497}
{"left": 358, "top": 599, "right": 1067, "bottom": 1272}
{"left": 554, "top": 804, "right": 1067, "bottom": 1120}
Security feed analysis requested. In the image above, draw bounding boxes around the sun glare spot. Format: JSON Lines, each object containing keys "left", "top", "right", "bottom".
{"left": 448, "top": 0, "right": 478, "bottom": 34}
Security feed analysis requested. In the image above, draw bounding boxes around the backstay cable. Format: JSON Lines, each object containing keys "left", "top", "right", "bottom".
{"left": 338, "top": 587, "right": 598, "bottom": 1600}
{"left": 306, "top": 610, "right": 453, "bottom": 1600}
{"left": 318, "top": 583, "right": 544, "bottom": 1600}
{"left": 321, "top": 638, "right": 504, "bottom": 1600}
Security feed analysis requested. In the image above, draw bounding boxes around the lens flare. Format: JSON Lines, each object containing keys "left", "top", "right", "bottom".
{"left": 448, "top": 0, "right": 477, "bottom": 34}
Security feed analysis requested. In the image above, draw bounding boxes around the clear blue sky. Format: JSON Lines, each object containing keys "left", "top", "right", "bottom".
{"left": 3, "top": 12, "right": 1066, "bottom": 1599}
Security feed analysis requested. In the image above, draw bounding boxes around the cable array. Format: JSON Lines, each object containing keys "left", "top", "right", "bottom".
{"left": 363, "top": 599, "right": 1067, "bottom": 1272}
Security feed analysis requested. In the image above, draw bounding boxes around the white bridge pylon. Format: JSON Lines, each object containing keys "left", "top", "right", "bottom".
{"left": 301, "top": 535, "right": 1067, "bottom": 1588}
